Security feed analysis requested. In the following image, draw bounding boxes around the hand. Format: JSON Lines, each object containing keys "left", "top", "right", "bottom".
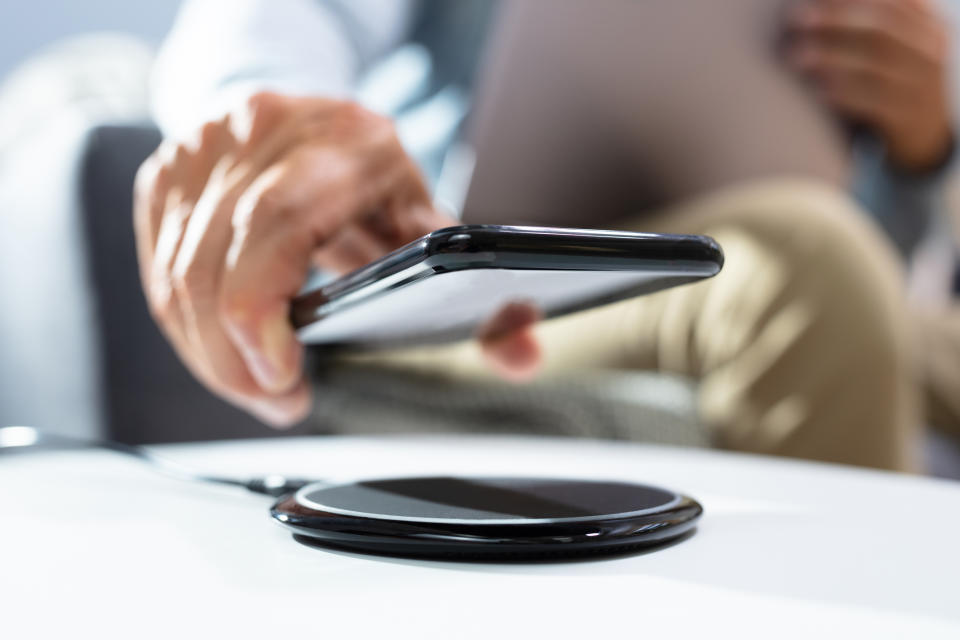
{"left": 788, "top": 0, "right": 954, "bottom": 172}
{"left": 134, "top": 92, "right": 540, "bottom": 427}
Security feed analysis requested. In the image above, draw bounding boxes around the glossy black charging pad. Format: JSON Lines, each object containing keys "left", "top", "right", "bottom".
{"left": 271, "top": 476, "right": 701, "bottom": 560}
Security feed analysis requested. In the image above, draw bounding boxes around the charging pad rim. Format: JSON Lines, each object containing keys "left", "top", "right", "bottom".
{"left": 270, "top": 476, "right": 703, "bottom": 559}
{"left": 292, "top": 479, "right": 685, "bottom": 525}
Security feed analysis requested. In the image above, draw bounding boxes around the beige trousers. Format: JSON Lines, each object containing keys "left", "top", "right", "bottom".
{"left": 348, "top": 178, "right": 922, "bottom": 471}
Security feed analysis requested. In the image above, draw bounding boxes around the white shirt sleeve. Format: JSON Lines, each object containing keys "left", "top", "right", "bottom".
{"left": 150, "top": 0, "right": 416, "bottom": 138}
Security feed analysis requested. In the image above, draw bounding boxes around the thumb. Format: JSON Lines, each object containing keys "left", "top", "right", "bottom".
{"left": 478, "top": 302, "right": 542, "bottom": 382}
{"left": 236, "top": 302, "right": 303, "bottom": 394}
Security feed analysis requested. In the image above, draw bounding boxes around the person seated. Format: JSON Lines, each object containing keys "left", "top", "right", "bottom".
{"left": 136, "top": 0, "right": 959, "bottom": 471}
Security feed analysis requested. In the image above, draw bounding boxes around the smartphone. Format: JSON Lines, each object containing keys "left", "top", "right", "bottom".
{"left": 291, "top": 225, "right": 723, "bottom": 349}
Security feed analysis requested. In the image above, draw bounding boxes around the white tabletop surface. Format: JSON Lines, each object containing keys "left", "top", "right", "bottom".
{"left": 2, "top": 434, "right": 959, "bottom": 639}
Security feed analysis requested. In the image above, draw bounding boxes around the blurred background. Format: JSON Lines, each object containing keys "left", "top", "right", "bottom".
{"left": 0, "top": 1, "right": 279, "bottom": 445}
{"left": 2, "top": 0, "right": 960, "bottom": 478}
{"left": 0, "top": 1, "right": 179, "bottom": 80}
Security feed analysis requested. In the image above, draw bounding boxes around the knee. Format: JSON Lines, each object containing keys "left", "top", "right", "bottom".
{"left": 709, "top": 180, "right": 911, "bottom": 362}
{"left": 693, "top": 180, "right": 917, "bottom": 467}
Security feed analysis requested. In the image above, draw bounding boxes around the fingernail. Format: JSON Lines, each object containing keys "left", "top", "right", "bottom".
{"left": 250, "top": 398, "right": 302, "bottom": 428}
{"left": 478, "top": 301, "right": 541, "bottom": 342}
{"left": 249, "top": 385, "right": 312, "bottom": 428}
{"left": 249, "top": 401, "right": 294, "bottom": 428}
{"left": 482, "top": 329, "right": 542, "bottom": 384}
{"left": 248, "top": 310, "right": 298, "bottom": 393}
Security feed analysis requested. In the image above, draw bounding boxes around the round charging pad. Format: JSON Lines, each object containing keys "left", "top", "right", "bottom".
{"left": 271, "top": 476, "right": 702, "bottom": 560}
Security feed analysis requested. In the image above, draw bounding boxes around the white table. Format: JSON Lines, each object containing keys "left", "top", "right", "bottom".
{"left": 2, "top": 435, "right": 958, "bottom": 639}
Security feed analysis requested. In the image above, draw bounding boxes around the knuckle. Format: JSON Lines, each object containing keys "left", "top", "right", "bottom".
{"left": 198, "top": 120, "right": 222, "bottom": 147}
{"left": 235, "top": 182, "right": 288, "bottom": 232}
{"left": 251, "top": 182, "right": 288, "bottom": 215}
{"left": 244, "top": 90, "right": 277, "bottom": 113}
{"left": 232, "top": 91, "right": 290, "bottom": 148}
{"left": 153, "top": 139, "right": 182, "bottom": 167}
{"left": 152, "top": 163, "right": 171, "bottom": 193}
{"left": 182, "top": 119, "right": 225, "bottom": 155}
{"left": 173, "top": 141, "right": 190, "bottom": 164}
{"left": 244, "top": 90, "right": 285, "bottom": 127}
{"left": 218, "top": 291, "right": 257, "bottom": 337}
{"left": 171, "top": 261, "right": 215, "bottom": 302}
{"left": 365, "top": 111, "right": 397, "bottom": 141}
{"left": 146, "top": 280, "right": 177, "bottom": 324}
{"left": 134, "top": 153, "right": 166, "bottom": 197}
{"left": 338, "top": 101, "right": 397, "bottom": 141}
{"left": 337, "top": 99, "right": 370, "bottom": 122}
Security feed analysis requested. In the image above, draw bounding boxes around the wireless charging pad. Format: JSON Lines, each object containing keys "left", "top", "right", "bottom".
{"left": 271, "top": 476, "right": 702, "bottom": 560}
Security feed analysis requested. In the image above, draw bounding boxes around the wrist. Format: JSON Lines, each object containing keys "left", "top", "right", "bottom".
{"left": 884, "top": 120, "right": 955, "bottom": 176}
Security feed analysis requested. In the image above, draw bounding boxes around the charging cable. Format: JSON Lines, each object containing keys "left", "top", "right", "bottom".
{"left": 0, "top": 425, "right": 319, "bottom": 497}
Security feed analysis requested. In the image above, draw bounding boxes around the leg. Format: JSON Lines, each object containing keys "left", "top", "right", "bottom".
{"left": 613, "top": 178, "right": 920, "bottom": 471}
{"left": 349, "top": 178, "right": 921, "bottom": 470}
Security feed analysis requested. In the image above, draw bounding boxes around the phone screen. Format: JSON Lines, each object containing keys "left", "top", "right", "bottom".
{"left": 296, "top": 267, "right": 696, "bottom": 348}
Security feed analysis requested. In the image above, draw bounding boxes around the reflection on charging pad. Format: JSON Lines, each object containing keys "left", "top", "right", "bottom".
{"left": 272, "top": 477, "right": 702, "bottom": 560}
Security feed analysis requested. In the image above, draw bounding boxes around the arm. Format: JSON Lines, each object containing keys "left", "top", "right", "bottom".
{"left": 151, "top": 0, "right": 417, "bottom": 138}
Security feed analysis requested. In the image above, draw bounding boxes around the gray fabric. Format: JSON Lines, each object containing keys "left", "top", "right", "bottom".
{"left": 851, "top": 133, "right": 955, "bottom": 260}
{"left": 924, "top": 428, "right": 960, "bottom": 480}
{"left": 310, "top": 365, "right": 708, "bottom": 447}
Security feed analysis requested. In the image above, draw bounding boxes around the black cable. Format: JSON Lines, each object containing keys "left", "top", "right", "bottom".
{"left": 0, "top": 426, "right": 321, "bottom": 497}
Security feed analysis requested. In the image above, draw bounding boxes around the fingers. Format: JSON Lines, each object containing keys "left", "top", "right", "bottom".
{"left": 791, "top": 0, "right": 927, "bottom": 59}
{"left": 478, "top": 302, "right": 542, "bottom": 382}
{"left": 133, "top": 93, "right": 472, "bottom": 428}
{"left": 132, "top": 154, "right": 168, "bottom": 286}
{"left": 789, "top": 0, "right": 945, "bottom": 70}
{"left": 133, "top": 100, "right": 317, "bottom": 426}
{"left": 786, "top": 0, "right": 953, "bottom": 170}
{"left": 312, "top": 224, "right": 392, "bottom": 274}
{"left": 170, "top": 178, "right": 262, "bottom": 394}
{"left": 790, "top": 37, "right": 904, "bottom": 85}
{"left": 220, "top": 224, "right": 313, "bottom": 397}
{"left": 134, "top": 150, "right": 201, "bottom": 381}
{"left": 220, "top": 143, "right": 447, "bottom": 397}
{"left": 789, "top": 37, "right": 906, "bottom": 125}
{"left": 374, "top": 200, "right": 459, "bottom": 245}
{"left": 134, "top": 118, "right": 234, "bottom": 303}
{"left": 137, "top": 170, "right": 314, "bottom": 427}
{"left": 218, "top": 154, "right": 371, "bottom": 394}
{"left": 241, "top": 379, "right": 312, "bottom": 428}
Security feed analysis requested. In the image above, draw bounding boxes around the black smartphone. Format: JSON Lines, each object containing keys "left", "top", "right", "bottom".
{"left": 272, "top": 476, "right": 702, "bottom": 560}
{"left": 292, "top": 225, "right": 723, "bottom": 349}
